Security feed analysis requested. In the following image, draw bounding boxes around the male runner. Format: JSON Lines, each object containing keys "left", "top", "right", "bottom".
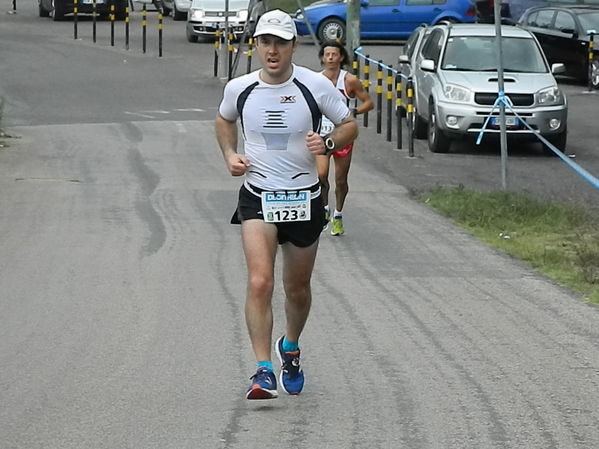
{"left": 317, "top": 42, "right": 373, "bottom": 235}
{"left": 215, "top": 10, "right": 358, "bottom": 400}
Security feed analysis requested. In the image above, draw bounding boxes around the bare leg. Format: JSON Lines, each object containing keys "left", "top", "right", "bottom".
{"left": 281, "top": 240, "right": 319, "bottom": 343}
{"left": 333, "top": 152, "right": 352, "bottom": 212}
{"left": 316, "top": 154, "right": 332, "bottom": 208}
{"left": 241, "top": 219, "right": 279, "bottom": 362}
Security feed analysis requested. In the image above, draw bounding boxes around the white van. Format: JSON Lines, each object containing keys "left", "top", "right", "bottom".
{"left": 185, "top": 0, "right": 253, "bottom": 42}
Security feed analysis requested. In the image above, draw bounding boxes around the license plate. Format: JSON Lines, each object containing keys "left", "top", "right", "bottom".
{"left": 490, "top": 116, "right": 518, "bottom": 127}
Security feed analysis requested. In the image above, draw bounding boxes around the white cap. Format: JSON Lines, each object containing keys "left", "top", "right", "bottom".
{"left": 253, "top": 9, "right": 297, "bottom": 41}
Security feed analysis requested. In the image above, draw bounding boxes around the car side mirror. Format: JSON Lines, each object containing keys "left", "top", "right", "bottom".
{"left": 361, "top": 0, "right": 369, "bottom": 6}
{"left": 399, "top": 54, "right": 410, "bottom": 64}
{"left": 552, "top": 63, "right": 566, "bottom": 74}
{"left": 420, "top": 59, "right": 435, "bottom": 72}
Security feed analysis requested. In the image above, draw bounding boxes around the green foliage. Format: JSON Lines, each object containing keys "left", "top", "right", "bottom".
{"left": 421, "top": 185, "right": 599, "bottom": 305}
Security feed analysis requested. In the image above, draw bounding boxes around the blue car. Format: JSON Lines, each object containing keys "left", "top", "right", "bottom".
{"left": 293, "top": 0, "right": 478, "bottom": 41}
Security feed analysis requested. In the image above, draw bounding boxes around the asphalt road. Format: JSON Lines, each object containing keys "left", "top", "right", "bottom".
{"left": 2, "top": 4, "right": 599, "bottom": 449}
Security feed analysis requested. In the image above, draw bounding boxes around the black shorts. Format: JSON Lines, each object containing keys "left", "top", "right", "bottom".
{"left": 231, "top": 183, "right": 326, "bottom": 248}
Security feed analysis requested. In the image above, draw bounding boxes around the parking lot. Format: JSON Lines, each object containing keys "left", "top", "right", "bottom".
{"left": 2, "top": 0, "right": 599, "bottom": 213}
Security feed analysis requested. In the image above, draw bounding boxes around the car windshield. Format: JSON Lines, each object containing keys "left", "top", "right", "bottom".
{"left": 578, "top": 12, "right": 599, "bottom": 34}
{"left": 441, "top": 36, "right": 547, "bottom": 73}
{"left": 191, "top": 0, "right": 249, "bottom": 8}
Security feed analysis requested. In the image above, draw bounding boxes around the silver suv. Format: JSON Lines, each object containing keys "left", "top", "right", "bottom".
{"left": 404, "top": 23, "right": 568, "bottom": 154}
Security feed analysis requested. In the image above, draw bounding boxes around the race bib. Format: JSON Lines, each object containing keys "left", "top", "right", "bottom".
{"left": 320, "top": 116, "right": 335, "bottom": 137}
{"left": 261, "top": 191, "right": 311, "bottom": 223}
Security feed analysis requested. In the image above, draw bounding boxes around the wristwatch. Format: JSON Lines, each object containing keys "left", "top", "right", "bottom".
{"left": 324, "top": 136, "right": 335, "bottom": 154}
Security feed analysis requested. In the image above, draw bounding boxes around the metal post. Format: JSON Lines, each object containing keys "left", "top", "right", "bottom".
{"left": 386, "top": 66, "right": 393, "bottom": 142}
{"left": 376, "top": 60, "right": 383, "bottom": 134}
{"left": 158, "top": 12, "right": 163, "bottom": 57}
{"left": 142, "top": 4, "right": 147, "bottom": 54}
{"left": 396, "top": 73, "right": 403, "bottom": 149}
{"left": 588, "top": 32, "right": 595, "bottom": 92}
{"left": 110, "top": 1, "right": 115, "bottom": 47}
{"left": 494, "top": 0, "right": 507, "bottom": 189}
{"left": 407, "top": 78, "right": 414, "bottom": 158}
{"left": 347, "top": 0, "right": 360, "bottom": 56}
{"left": 92, "top": 1, "right": 97, "bottom": 43}
{"left": 363, "top": 56, "right": 370, "bottom": 127}
{"left": 73, "top": 0, "right": 78, "bottom": 39}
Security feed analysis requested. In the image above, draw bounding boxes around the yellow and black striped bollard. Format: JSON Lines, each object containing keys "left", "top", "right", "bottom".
{"left": 214, "top": 27, "right": 221, "bottom": 77}
{"left": 158, "top": 12, "right": 163, "bottom": 57}
{"left": 386, "top": 66, "right": 393, "bottom": 142}
{"left": 352, "top": 54, "right": 359, "bottom": 117}
{"left": 142, "top": 4, "right": 147, "bottom": 54}
{"left": 246, "top": 37, "right": 253, "bottom": 74}
{"left": 125, "top": 6, "right": 130, "bottom": 50}
{"left": 396, "top": 73, "right": 403, "bottom": 149}
{"left": 407, "top": 78, "right": 415, "bottom": 158}
{"left": 376, "top": 61, "right": 383, "bottom": 134}
{"left": 228, "top": 31, "right": 234, "bottom": 80}
{"left": 588, "top": 32, "right": 595, "bottom": 92}
{"left": 92, "top": 1, "right": 97, "bottom": 43}
{"left": 73, "top": 0, "right": 78, "bottom": 39}
{"left": 363, "top": 57, "right": 370, "bottom": 127}
{"left": 110, "top": 2, "right": 115, "bottom": 46}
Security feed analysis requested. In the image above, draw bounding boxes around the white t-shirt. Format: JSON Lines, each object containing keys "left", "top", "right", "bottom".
{"left": 320, "top": 69, "right": 358, "bottom": 137}
{"left": 219, "top": 64, "right": 351, "bottom": 191}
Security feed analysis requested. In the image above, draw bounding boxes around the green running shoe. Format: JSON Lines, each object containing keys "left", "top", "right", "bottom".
{"left": 323, "top": 209, "right": 331, "bottom": 231}
{"left": 331, "top": 216, "right": 344, "bottom": 236}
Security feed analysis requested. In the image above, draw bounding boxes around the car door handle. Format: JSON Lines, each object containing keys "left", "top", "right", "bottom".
{"left": 392, "top": 8, "right": 400, "bottom": 12}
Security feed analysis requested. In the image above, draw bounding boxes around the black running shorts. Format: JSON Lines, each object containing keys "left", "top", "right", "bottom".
{"left": 231, "top": 184, "right": 326, "bottom": 248}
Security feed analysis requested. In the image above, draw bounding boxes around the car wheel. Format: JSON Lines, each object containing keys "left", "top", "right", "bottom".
{"left": 411, "top": 104, "right": 427, "bottom": 140}
{"left": 52, "top": 0, "right": 64, "bottom": 20}
{"left": 543, "top": 128, "right": 567, "bottom": 156}
{"left": 173, "top": 4, "right": 186, "bottom": 20}
{"left": 186, "top": 27, "right": 198, "bottom": 43}
{"left": 590, "top": 60, "right": 599, "bottom": 90}
{"left": 162, "top": 6, "right": 171, "bottom": 16}
{"left": 428, "top": 102, "right": 450, "bottom": 153}
{"left": 39, "top": 0, "right": 50, "bottom": 17}
{"left": 317, "top": 17, "right": 345, "bottom": 42}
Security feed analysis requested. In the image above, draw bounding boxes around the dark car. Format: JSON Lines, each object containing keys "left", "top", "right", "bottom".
{"left": 519, "top": 5, "right": 599, "bottom": 88}
{"left": 39, "top": 0, "right": 128, "bottom": 20}
{"left": 503, "top": 0, "right": 599, "bottom": 23}
{"left": 474, "top": 0, "right": 509, "bottom": 23}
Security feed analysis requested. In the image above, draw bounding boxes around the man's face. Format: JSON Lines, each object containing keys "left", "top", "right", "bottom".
{"left": 255, "top": 35, "right": 297, "bottom": 81}
{"left": 322, "top": 46, "right": 343, "bottom": 70}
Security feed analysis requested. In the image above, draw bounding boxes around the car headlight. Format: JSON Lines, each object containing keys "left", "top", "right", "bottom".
{"left": 443, "top": 84, "right": 472, "bottom": 103}
{"left": 190, "top": 9, "right": 204, "bottom": 20}
{"left": 536, "top": 86, "right": 564, "bottom": 106}
{"left": 295, "top": 9, "right": 304, "bottom": 20}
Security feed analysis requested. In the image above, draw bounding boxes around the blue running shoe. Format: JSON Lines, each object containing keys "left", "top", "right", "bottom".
{"left": 246, "top": 367, "right": 278, "bottom": 400}
{"left": 275, "top": 336, "right": 304, "bottom": 395}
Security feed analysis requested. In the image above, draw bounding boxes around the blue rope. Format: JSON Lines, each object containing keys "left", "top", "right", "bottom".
{"left": 477, "top": 92, "right": 599, "bottom": 190}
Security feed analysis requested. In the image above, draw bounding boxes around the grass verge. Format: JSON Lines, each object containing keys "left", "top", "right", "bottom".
{"left": 420, "top": 185, "right": 599, "bottom": 305}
